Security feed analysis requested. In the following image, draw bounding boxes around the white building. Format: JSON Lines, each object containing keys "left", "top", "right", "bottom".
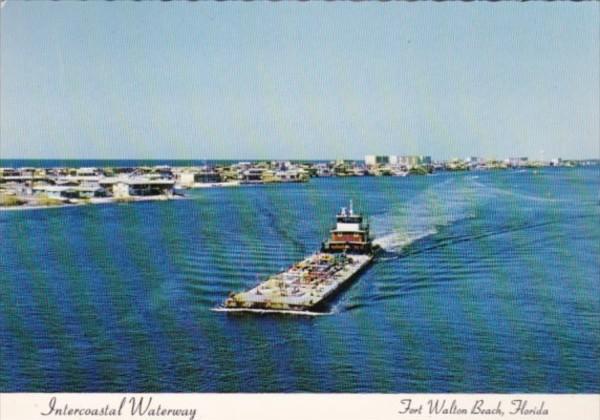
{"left": 364, "top": 155, "right": 392, "bottom": 166}
{"left": 177, "top": 172, "right": 196, "bottom": 188}
{"left": 113, "top": 182, "right": 130, "bottom": 198}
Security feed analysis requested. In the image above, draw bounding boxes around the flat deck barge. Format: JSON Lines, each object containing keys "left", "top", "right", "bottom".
{"left": 221, "top": 253, "right": 373, "bottom": 312}
{"left": 218, "top": 201, "right": 377, "bottom": 314}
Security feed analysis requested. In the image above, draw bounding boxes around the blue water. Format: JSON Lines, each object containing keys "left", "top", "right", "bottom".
{"left": 1, "top": 167, "right": 598, "bottom": 392}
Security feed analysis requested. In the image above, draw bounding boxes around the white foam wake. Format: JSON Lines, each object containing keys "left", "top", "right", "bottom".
{"left": 370, "top": 178, "right": 477, "bottom": 253}
{"left": 373, "top": 229, "right": 437, "bottom": 251}
{"left": 470, "top": 179, "right": 567, "bottom": 203}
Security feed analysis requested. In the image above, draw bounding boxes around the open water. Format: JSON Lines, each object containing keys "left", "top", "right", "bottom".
{"left": 1, "top": 166, "right": 598, "bottom": 392}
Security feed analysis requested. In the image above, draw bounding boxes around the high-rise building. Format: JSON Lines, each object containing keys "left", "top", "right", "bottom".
{"left": 364, "top": 155, "right": 390, "bottom": 166}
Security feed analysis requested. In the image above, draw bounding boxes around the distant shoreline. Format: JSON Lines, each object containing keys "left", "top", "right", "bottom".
{"left": 1, "top": 163, "right": 597, "bottom": 212}
{"left": 1, "top": 158, "right": 599, "bottom": 169}
{"left": 0, "top": 195, "right": 185, "bottom": 212}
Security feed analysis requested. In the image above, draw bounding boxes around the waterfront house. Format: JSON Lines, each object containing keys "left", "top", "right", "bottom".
{"left": 241, "top": 168, "right": 264, "bottom": 184}
{"left": 32, "top": 185, "right": 106, "bottom": 199}
{"left": 99, "top": 176, "right": 175, "bottom": 197}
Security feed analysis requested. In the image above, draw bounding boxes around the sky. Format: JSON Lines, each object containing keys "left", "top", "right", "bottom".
{"left": 0, "top": 2, "right": 598, "bottom": 160}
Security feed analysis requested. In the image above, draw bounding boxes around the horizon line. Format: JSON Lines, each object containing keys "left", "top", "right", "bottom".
{"left": 1, "top": 156, "right": 598, "bottom": 162}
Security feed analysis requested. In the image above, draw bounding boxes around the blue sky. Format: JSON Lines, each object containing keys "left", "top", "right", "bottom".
{"left": 1, "top": 2, "right": 598, "bottom": 160}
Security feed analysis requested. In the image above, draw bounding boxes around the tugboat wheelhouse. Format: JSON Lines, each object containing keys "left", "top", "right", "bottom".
{"left": 322, "top": 201, "right": 374, "bottom": 254}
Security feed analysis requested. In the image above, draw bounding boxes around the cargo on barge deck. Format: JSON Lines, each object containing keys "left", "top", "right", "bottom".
{"left": 222, "top": 252, "right": 373, "bottom": 312}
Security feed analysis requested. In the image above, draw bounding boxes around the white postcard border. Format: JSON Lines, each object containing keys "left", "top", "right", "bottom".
{"left": 1, "top": 393, "right": 599, "bottom": 420}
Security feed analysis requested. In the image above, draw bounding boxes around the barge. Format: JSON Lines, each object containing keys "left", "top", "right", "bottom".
{"left": 218, "top": 201, "right": 379, "bottom": 314}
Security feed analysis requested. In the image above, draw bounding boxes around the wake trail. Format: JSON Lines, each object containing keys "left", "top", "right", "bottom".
{"left": 470, "top": 179, "right": 568, "bottom": 203}
{"left": 371, "top": 174, "right": 576, "bottom": 255}
{"left": 371, "top": 177, "right": 478, "bottom": 254}
{"left": 379, "top": 220, "right": 558, "bottom": 262}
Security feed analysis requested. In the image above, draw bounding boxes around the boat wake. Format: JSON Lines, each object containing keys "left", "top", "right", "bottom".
{"left": 382, "top": 219, "right": 558, "bottom": 263}
{"left": 373, "top": 229, "right": 437, "bottom": 253}
{"left": 370, "top": 174, "right": 574, "bottom": 255}
{"left": 470, "top": 179, "right": 568, "bottom": 203}
{"left": 371, "top": 178, "right": 477, "bottom": 253}
{"left": 335, "top": 172, "right": 584, "bottom": 313}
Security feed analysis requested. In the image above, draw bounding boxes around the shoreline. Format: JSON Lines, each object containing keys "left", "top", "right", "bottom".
{"left": 0, "top": 194, "right": 185, "bottom": 212}
{"left": 1, "top": 166, "right": 595, "bottom": 212}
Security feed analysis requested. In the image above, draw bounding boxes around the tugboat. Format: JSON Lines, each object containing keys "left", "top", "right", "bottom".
{"left": 217, "top": 201, "right": 379, "bottom": 315}
{"left": 322, "top": 200, "right": 376, "bottom": 254}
